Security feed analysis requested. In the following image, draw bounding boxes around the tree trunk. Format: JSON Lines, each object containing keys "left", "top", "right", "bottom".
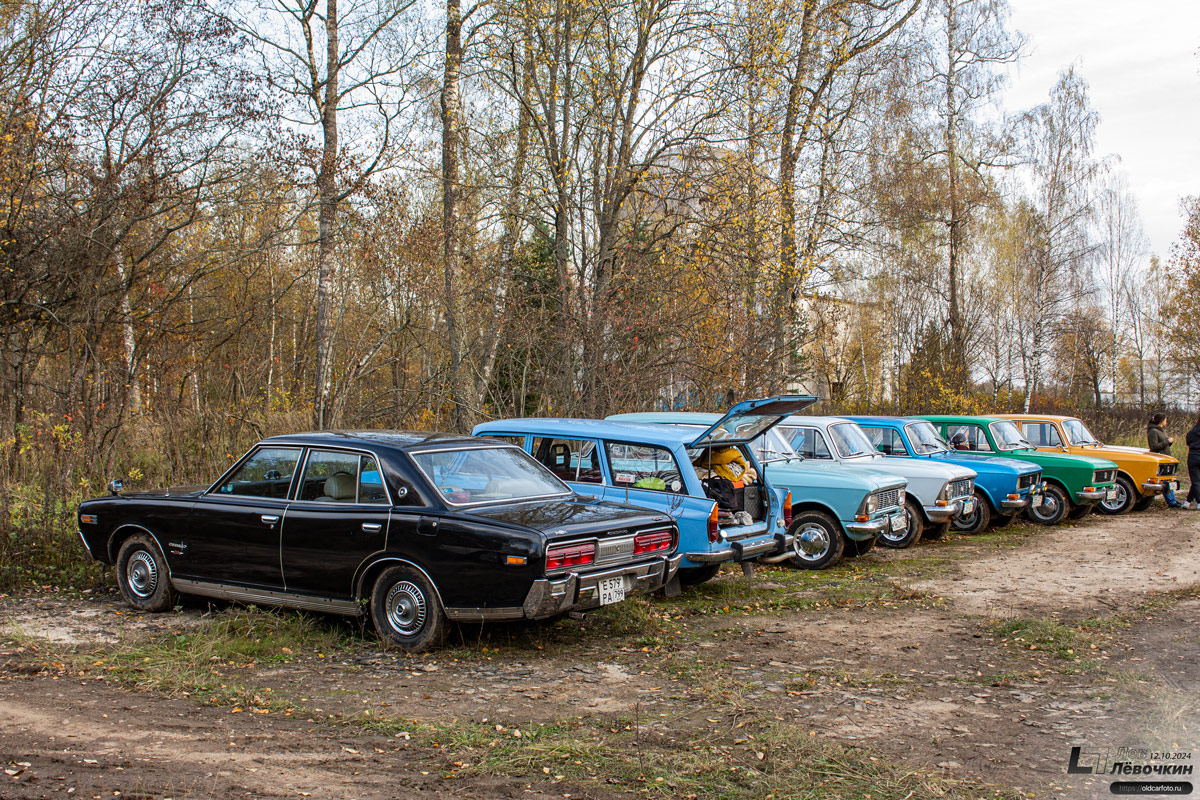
{"left": 442, "top": 0, "right": 471, "bottom": 431}
{"left": 944, "top": 0, "right": 964, "bottom": 384}
{"left": 314, "top": 0, "right": 340, "bottom": 429}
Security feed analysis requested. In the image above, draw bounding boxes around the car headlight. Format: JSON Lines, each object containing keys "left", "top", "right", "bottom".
{"left": 936, "top": 483, "right": 948, "bottom": 502}
{"left": 866, "top": 493, "right": 878, "bottom": 514}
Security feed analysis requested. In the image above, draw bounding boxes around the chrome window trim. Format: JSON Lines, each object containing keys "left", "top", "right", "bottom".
{"left": 204, "top": 444, "right": 305, "bottom": 498}
{"left": 406, "top": 443, "right": 573, "bottom": 508}
{"left": 290, "top": 445, "right": 393, "bottom": 506}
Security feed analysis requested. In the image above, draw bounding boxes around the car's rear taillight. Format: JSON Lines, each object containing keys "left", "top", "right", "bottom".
{"left": 633, "top": 529, "right": 673, "bottom": 555}
{"left": 707, "top": 503, "right": 720, "bottom": 543}
{"left": 545, "top": 542, "right": 596, "bottom": 571}
{"left": 783, "top": 492, "right": 792, "bottom": 526}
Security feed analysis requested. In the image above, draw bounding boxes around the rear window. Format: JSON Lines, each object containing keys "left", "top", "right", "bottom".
{"left": 410, "top": 446, "right": 569, "bottom": 506}
{"left": 604, "top": 442, "right": 685, "bottom": 493}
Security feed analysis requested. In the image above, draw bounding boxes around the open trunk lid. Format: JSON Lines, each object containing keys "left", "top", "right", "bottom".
{"left": 686, "top": 395, "right": 818, "bottom": 449}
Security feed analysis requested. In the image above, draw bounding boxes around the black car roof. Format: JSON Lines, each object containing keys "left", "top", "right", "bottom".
{"left": 260, "top": 430, "right": 486, "bottom": 453}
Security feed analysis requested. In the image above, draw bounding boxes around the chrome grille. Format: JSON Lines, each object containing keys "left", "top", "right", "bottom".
{"left": 1093, "top": 469, "right": 1116, "bottom": 484}
{"left": 1158, "top": 463, "right": 1178, "bottom": 477}
{"left": 1018, "top": 472, "right": 1041, "bottom": 489}
{"left": 949, "top": 478, "right": 973, "bottom": 499}
{"left": 876, "top": 488, "right": 901, "bottom": 510}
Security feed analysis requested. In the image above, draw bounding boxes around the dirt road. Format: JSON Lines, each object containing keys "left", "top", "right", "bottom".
{"left": 1, "top": 507, "right": 1197, "bottom": 799}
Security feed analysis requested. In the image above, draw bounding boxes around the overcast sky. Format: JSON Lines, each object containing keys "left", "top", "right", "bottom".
{"left": 999, "top": 0, "right": 1200, "bottom": 261}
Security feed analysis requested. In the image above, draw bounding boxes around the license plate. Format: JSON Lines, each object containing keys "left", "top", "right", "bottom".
{"left": 1106, "top": 489, "right": 1118, "bottom": 500}
{"left": 1032, "top": 494, "right": 1044, "bottom": 508}
{"left": 597, "top": 577, "right": 625, "bottom": 605}
{"left": 961, "top": 498, "right": 975, "bottom": 514}
{"left": 890, "top": 514, "right": 907, "bottom": 532}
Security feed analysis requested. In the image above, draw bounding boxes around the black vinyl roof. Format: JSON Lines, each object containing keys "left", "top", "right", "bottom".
{"left": 260, "top": 430, "right": 486, "bottom": 453}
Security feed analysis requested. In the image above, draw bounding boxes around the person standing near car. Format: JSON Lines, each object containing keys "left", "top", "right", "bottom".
{"left": 1185, "top": 412, "right": 1200, "bottom": 510}
{"left": 1148, "top": 413, "right": 1183, "bottom": 508}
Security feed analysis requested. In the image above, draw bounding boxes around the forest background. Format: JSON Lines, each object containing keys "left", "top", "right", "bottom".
{"left": 3, "top": 0, "right": 1200, "bottom": 586}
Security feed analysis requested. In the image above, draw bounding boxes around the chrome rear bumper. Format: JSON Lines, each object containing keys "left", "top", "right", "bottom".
{"left": 519, "top": 554, "right": 683, "bottom": 620}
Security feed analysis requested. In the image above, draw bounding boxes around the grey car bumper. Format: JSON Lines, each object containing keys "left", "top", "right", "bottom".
{"left": 519, "top": 554, "right": 683, "bottom": 620}
{"left": 924, "top": 499, "right": 963, "bottom": 522}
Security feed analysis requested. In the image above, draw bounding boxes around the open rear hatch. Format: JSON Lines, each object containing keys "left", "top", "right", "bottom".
{"left": 686, "top": 395, "right": 818, "bottom": 449}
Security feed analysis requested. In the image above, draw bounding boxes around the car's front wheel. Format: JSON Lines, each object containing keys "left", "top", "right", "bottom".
{"left": 371, "top": 565, "right": 447, "bottom": 652}
{"left": 844, "top": 536, "right": 876, "bottom": 557}
{"left": 1067, "top": 502, "right": 1095, "bottom": 520}
{"left": 1097, "top": 475, "right": 1136, "bottom": 515}
{"left": 116, "top": 534, "right": 177, "bottom": 612}
{"left": 1026, "top": 484, "right": 1068, "bottom": 525}
{"left": 951, "top": 490, "right": 991, "bottom": 535}
{"left": 1132, "top": 495, "right": 1157, "bottom": 511}
{"left": 784, "top": 511, "right": 844, "bottom": 570}
{"left": 880, "top": 499, "right": 923, "bottom": 548}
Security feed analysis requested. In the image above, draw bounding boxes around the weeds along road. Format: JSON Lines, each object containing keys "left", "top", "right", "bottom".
{"left": 1, "top": 507, "right": 1197, "bottom": 800}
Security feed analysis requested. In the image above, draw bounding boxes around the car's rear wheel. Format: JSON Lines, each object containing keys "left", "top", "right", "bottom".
{"left": 1097, "top": 475, "right": 1136, "bottom": 515}
{"left": 783, "top": 511, "right": 844, "bottom": 570}
{"left": 951, "top": 490, "right": 991, "bottom": 535}
{"left": 371, "top": 565, "right": 447, "bottom": 652}
{"left": 880, "top": 499, "right": 923, "bottom": 548}
{"left": 116, "top": 534, "right": 177, "bottom": 612}
{"left": 1026, "top": 484, "right": 1068, "bottom": 525}
{"left": 678, "top": 563, "right": 721, "bottom": 586}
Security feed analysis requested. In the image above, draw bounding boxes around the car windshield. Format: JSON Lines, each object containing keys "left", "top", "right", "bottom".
{"left": 828, "top": 423, "right": 876, "bottom": 458}
{"left": 906, "top": 422, "right": 951, "bottom": 454}
{"left": 1062, "top": 418, "right": 1101, "bottom": 446}
{"left": 989, "top": 421, "right": 1033, "bottom": 451}
{"left": 410, "top": 446, "right": 570, "bottom": 506}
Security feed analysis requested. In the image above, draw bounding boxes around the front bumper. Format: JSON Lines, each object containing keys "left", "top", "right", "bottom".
{"left": 685, "top": 532, "right": 794, "bottom": 564}
{"left": 1141, "top": 480, "right": 1170, "bottom": 495}
{"left": 844, "top": 515, "right": 890, "bottom": 539}
{"left": 1000, "top": 495, "right": 1031, "bottom": 510}
{"left": 1075, "top": 488, "right": 1109, "bottom": 502}
{"left": 521, "top": 554, "right": 683, "bottom": 619}
{"left": 924, "top": 498, "right": 964, "bottom": 522}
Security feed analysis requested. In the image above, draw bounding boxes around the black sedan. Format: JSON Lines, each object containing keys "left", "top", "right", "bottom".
{"left": 77, "top": 432, "right": 681, "bottom": 651}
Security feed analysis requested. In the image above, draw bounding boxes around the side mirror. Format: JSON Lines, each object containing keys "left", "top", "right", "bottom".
{"left": 107, "top": 479, "right": 124, "bottom": 496}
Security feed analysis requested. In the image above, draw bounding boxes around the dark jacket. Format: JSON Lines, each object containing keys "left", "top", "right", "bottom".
{"left": 1148, "top": 424, "right": 1172, "bottom": 454}
{"left": 1186, "top": 423, "right": 1200, "bottom": 461}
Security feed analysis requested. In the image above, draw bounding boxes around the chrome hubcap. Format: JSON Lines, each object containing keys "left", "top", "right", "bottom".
{"left": 127, "top": 551, "right": 158, "bottom": 598}
{"left": 1101, "top": 484, "right": 1127, "bottom": 512}
{"left": 953, "top": 503, "right": 978, "bottom": 531}
{"left": 794, "top": 523, "right": 831, "bottom": 560}
{"left": 1034, "top": 493, "right": 1060, "bottom": 520}
{"left": 385, "top": 581, "right": 427, "bottom": 636}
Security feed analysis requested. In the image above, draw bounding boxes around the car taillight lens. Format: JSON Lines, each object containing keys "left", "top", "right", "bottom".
{"left": 708, "top": 503, "right": 720, "bottom": 543}
{"left": 633, "top": 529, "right": 673, "bottom": 555}
{"left": 783, "top": 492, "right": 792, "bottom": 526}
{"left": 545, "top": 542, "right": 596, "bottom": 571}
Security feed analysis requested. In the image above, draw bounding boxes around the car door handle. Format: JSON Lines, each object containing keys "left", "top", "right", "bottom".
{"left": 361, "top": 523, "right": 382, "bottom": 533}
{"left": 261, "top": 514, "right": 280, "bottom": 525}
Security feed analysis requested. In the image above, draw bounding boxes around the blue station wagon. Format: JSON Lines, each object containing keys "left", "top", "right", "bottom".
{"left": 473, "top": 397, "right": 811, "bottom": 586}
{"left": 847, "top": 416, "right": 1044, "bottom": 534}
{"left": 608, "top": 410, "right": 909, "bottom": 569}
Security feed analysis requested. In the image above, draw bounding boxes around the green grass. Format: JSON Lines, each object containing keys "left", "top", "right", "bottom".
{"left": 61, "top": 607, "right": 360, "bottom": 708}
{"left": 346, "top": 710, "right": 1024, "bottom": 800}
